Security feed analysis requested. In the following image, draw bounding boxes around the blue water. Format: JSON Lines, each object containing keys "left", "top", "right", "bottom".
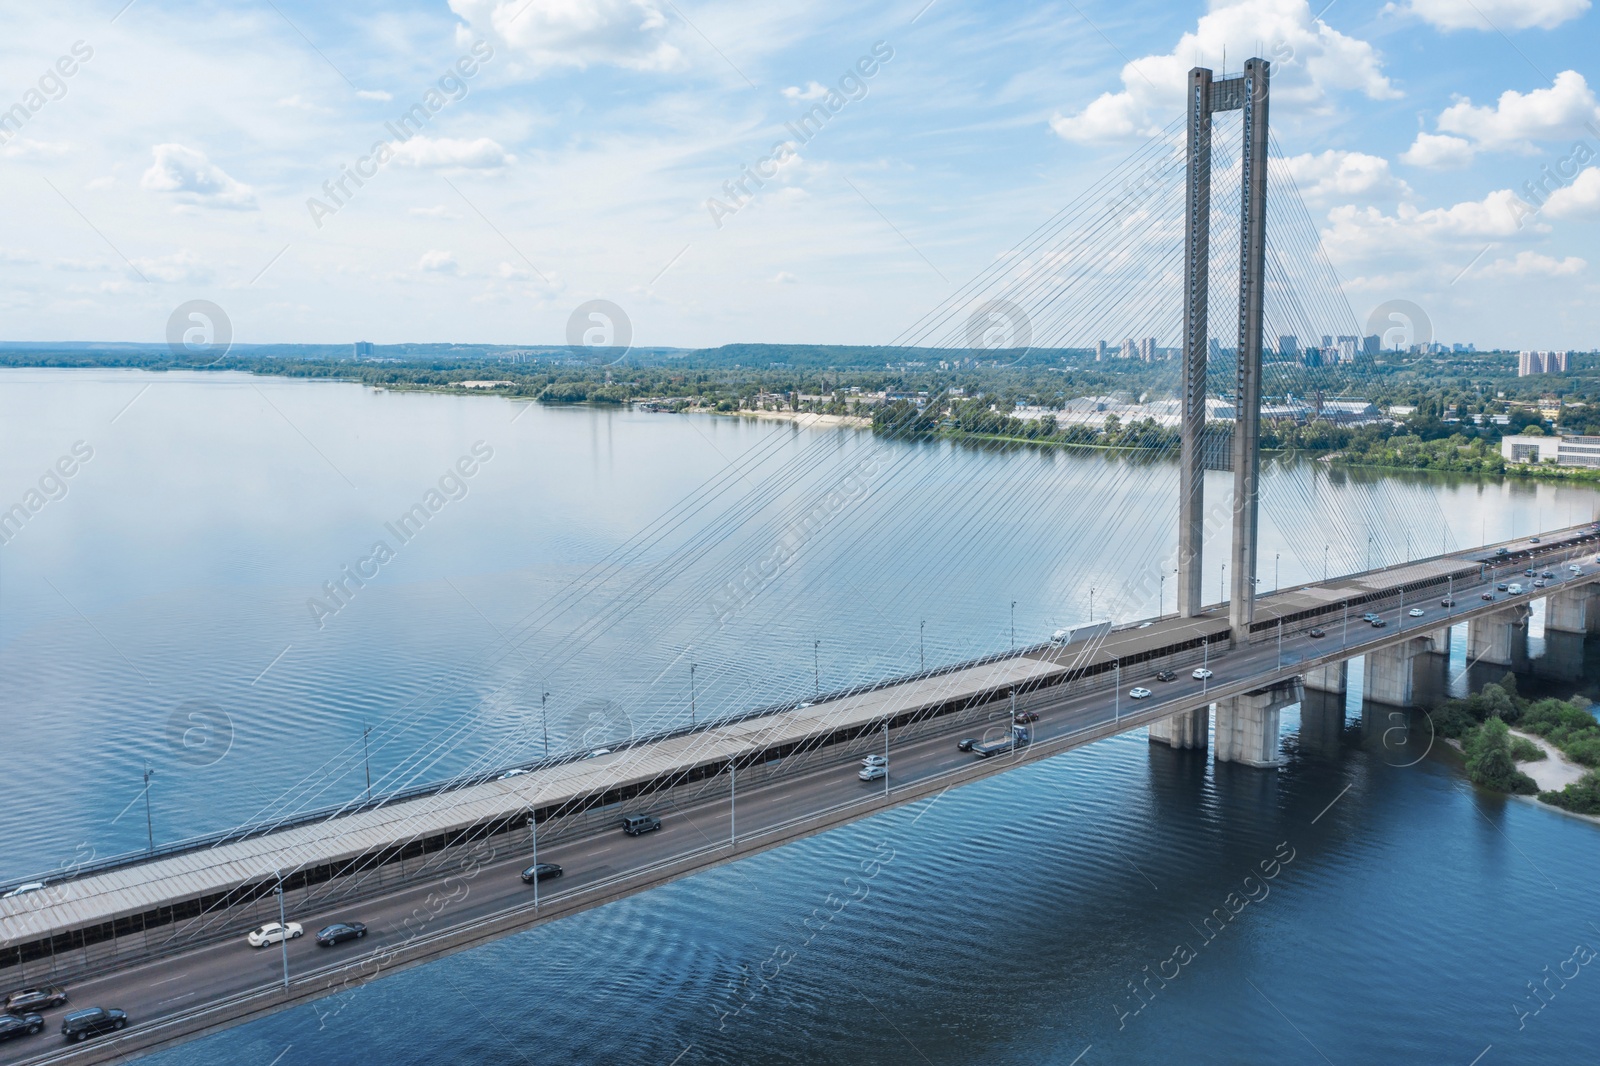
{"left": 4, "top": 368, "right": 1599, "bottom": 1062}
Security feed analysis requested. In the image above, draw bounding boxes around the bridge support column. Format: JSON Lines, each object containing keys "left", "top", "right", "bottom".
{"left": 1149, "top": 706, "right": 1210, "bottom": 750}
{"left": 1176, "top": 66, "right": 1213, "bottom": 620}
{"left": 1545, "top": 587, "right": 1596, "bottom": 634}
{"left": 1303, "top": 660, "right": 1347, "bottom": 694}
{"left": 1468, "top": 606, "right": 1529, "bottom": 667}
{"left": 1298, "top": 689, "right": 1346, "bottom": 755}
{"left": 1363, "top": 637, "right": 1436, "bottom": 707}
{"left": 1214, "top": 677, "right": 1298, "bottom": 767}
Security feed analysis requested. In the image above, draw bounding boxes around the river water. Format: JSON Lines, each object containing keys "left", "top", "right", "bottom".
{"left": 3, "top": 369, "right": 1598, "bottom": 1062}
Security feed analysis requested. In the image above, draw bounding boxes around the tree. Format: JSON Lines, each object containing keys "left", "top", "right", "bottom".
{"left": 1464, "top": 717, "right": 1539, "bottom": 795}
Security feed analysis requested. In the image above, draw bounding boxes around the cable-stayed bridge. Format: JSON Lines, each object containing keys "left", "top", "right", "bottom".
{"left": 2, "top": 59, "right": 1591, "bottom": 1063}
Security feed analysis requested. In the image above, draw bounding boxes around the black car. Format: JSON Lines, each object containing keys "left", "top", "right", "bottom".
{"left": 1308, "top": 628, "right": 1326, "bottom": 638}
{"left": 0, "top": 1013, "right": 43, "bottom": 1041}
{"left": 4, "top": 986, "right": 67, "bottom": 1013}
{"left": 1013, "top": 709, "right": 1040, "bottom": 723}
{"left": 621, "top": 813, "right": 661, "bottom": 836}
{"left": 1481, "top": 592, "right": 1495, "bottom": 601}
{"left": 1495, "top": 547, "right": 1510, "bottom": 556}
{"left": 60, "top": 1007, "right": 126, "bottom": 1042}
{"left": 521, "top": 863, "right": 563, "bottom": 884}
{"left": 315, "top": 921, "right": 367, "bottom": 946}
{"left": 1541, "top": 571, "right": 1554, "bottom": 579}
{"left": 1531, "top": 537, "right": 1541, "bottom": 543}
{"left": 1497, "top": 583, "right": 1509, "bottom": 591}
{"left": 1155, "top": 670, "right": 1177, "bottom": 682}
{"left": 1370, "top": 618, "right": 1388, "bottom": 628}
{"left": 956, "top": 738, "right": 977, "bottom": 751}
{"left": 1440, "top": 597, "right": 1456, "bottom": 607}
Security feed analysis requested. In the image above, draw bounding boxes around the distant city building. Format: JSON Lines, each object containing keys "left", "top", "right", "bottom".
{"left": 1518, "top": 350, "right": 1570, "bottom": 376}
{"left": 1278, "top": 335, "right": 1298, "bottom": 359}
{"left": 1138, "top": 337, "right": 1157, "bottom": 362}
{"left": 1301, "top": 347, "right": 1322, "bottom": 368}
{"left": 1119, "top": 337, "right": 1136, "bottom": 359}
{"left": 1095, "top": 340, "right": 1108, "bottom": 362}
{"left": 353, "top": 341, "right": 374, "bottom": 357}
{"left": 1502, "top": 434, "right": 1600, "bottom": 468}
{"left": 1317, "top": 400, "right": 1383, "bottom": 425}
{"left": 1363, "top": 335, "right": 1380, "bottom": 357}
{"left": 1321, "top": 334, "right": 1333, "bottom": 348}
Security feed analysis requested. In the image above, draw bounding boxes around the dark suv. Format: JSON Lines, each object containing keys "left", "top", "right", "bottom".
{"left": 0, "top": 1013, "right": 43, "bottom": 1041}
{"left": 5, "top": 986, "right": 67, "bottom": 1013}
{"left": 60, "top": 1007, "right": 126, "bottom": 1042}
{"left": 621, "top": 814, "right": 661, "bottom": 836}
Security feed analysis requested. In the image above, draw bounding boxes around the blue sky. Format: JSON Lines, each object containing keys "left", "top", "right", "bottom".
{"left": 1, "top": 0, "right": 1596, "bottom": 348}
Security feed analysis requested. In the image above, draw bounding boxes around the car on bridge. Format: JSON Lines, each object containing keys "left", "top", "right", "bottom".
{"left": 315, "top": 922, "right": 367, "bottom": 946}
{"left": 1370, "top": 618, "right": 1388, "bottom": 628}
{"left": 1542, "top": 571, "right": 1555, "bottom": 579}
{"left": 1156, "top": 670, "right": 1177, "bottom": 681}
{"left": 1496, "top": 547, "right": 1510, "bottom": 556}
{"left": 956, "top": 738, "right": 977, "bottom": 751}
{"left": 1408, "top": 608, "right": 1425, "bottom": 617}
{"left": 1534, "top": 579, "right": 1548, "bottom": 588}
{"left": 520, "top": 863, "right": 563, "bottom": 884}
{"left": 1361, "top": 612, "right": 1379, "bottom": 622}
{"left": 621, "top": 813, "right": 661, "bottom": 835}
{"left": 861, "top": 754, "right": 887, "bottom": 768}
{"left": 0, "top": 1012, "right": 43, "bottom": 1042}
{"left": 247, "top": 922, "right": 303, "bottom": 948}
{"left": 1013, "top": 709, "right": 1040, "bottom": 723}
{"left": 858, "top": 764, "right": 887, "bottom": 782}
{"left": 1191, "top": 667, "right": 1213, "bottom": 680}
{"left": 4, "top": 985, "right": 67, "bottom": 1013}
{"left": 1441, "top": 597, "right": 1456, "bottom": 607}
{"left": 1308, "top": 628, "right": 1326, "bottom": 638}
{"left": 1129, "top": 687, "right": 1152, "bottom": 699}
{"left": 1508, "top": 583, "right": 1525, "bottom": 594}
{"left": 1496, "top": 583, "right": 1508, "bottom": 591}
{"left": 1482, "top": 592, "right": 1495, "bottom": 601}
{"left": 60, "top": 1007, "right": 126, "bottom": 1042}
{"left": 1570, "top": 564, "right": 1583, "bottom": 573}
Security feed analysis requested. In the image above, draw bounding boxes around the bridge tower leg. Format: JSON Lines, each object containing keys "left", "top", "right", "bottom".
{"left": 1228, "top": 57, "right": 1270, "bottom": 638}
{"left": 1177, "top": 66, "right": 1214, "bottom": 619}
{"left": 1214, "top": 677, "right": 1298, "bottom": 767}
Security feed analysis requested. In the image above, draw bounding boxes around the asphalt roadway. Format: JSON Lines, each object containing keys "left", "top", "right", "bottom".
{"left": 3, "top": 539, "right": 1594, "bottom": 1064}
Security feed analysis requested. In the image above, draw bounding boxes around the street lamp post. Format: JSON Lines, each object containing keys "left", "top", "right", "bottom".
{"left": 1159, "top": 574, "right": 1165, "bottom": 617}
{"left": 143, "top": 763, "right": 155, "bottom": 853}
{"left": 1010, "top": 601, "right": 1016, "bottom": 649}
{"left": 1113, "top": 658, "right": 1120, "bottom": 721}
{"left": 1277, "top": 618, "right": 1283, "bottom": 669}
{"left": 362, "top": 723, "right": 372, "bottom": 802}
{"left": 883, "top": 723, "right": 890, "bottom": 798}
{"left": 1342, "top": 601, "right": 1349, "bottom": 646}
{"left": 541, "top": 691, "right": 550, "bottom": 758}
{"left": 690, "top": 663, "right": 697, "bottom": 726}
{"left": 273, "top": 870, "right": 290, "bottom": 991}
{"left": 1324, "top": 544, "right": 1329, "bottom": 582}
{"left": 920, "top": 620, "right": 925, "bottom": 673}
{"left": 813, "top": 640, "right": 820, "bottom": 697}
{"left": 1089, "top": 587, "right": 1095, "bottom": 622}
{"left": 730, "top": 759, "right": 737, "bottom": 844}
{"left": 1201, "top": 639, "right": 1210, "bottom": 695}
{"left": 1220, "top": 563, "right": 1226, "bottom": 605}
{"left": 1275, "top": 552, "right": 1280, "bottom": 594}
{"left": 530, "top": 812, "right": 540, "bottom": 909}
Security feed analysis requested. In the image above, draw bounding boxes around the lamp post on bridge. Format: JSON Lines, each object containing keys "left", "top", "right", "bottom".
{"left": 1324, "top": 544, "right": 1329, "bottom": 582}
{"left": 272, "top": 868, "right": 290, "bottom": 992}
{"left": 920, "top": 620, "right": 925, "bottom": 672}
{"left": 1220, "top": 563, "right": 1226, "bottom": 606}
{"left": 1011, "top": 600, "right": 1016, "bottom": 649}
{"left": 142, "top": 763, "right": 155, "bottom": 854}
{"left": 690, "top": 662, "right": 697, "bottom": 727}
{"left": 1342, "top": 600, "right": 1349, "bottom": 647}
{"left": 1274, "top": 552, "right": 1279, "bottom": 594}
{"left": 1089, "top": 587, "right": 1095, "bottom": 623}
{"left": 813, "top": 640, "right": 820, "bottom": 698}
{"left": 529, "top": 810, "right": 540, "bottom": 910}
{"left": 1113, "top": 658, "right": 1120, "bottom": 721}
{"left": 362, "top": 723, "right": 372, "bottom": 802}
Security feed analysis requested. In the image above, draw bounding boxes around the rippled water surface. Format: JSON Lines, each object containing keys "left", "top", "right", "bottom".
{"left": 4, "top": 368, "right": 1599, "bottom": 1063}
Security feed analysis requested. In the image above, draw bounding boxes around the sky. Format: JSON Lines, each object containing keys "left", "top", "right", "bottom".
{"left": 0, "top": 0, "right": 1596, "bottom": 350}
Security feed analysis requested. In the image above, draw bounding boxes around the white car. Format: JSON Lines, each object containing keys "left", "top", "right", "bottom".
{"left": 498, "top": 768, "right": 529, "bottom": 780}
{"left": 247, "top": 922, "right": 303, "bottom": 948}
{"left": 1408, "top": 607, "right": 1425, "bottom": 617}
{"left": 1508, "top": 583, "right": 1524, "bottom": 594}
{"left": 861, "top": 754, "right": 888, "bottom": 768}
{"left": 858, "top": 765, "right": 887, "bottom": 782}
{"left": 1129, "top": 687, "right": 1152, "bottom": 699}
{"left": 1570, "top": 564, "right": 1583, "bottom": 573}
{"left": 1192, "top": 668, "right": 1213, "bottom": 680}
{"left": 586, "top": 748, "right": 612, "bottom": 759}
{"left": 2, "top": 882, "right": 45, "bottom": 898}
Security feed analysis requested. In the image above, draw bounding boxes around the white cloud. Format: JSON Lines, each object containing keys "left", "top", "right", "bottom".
{"left": 1545, "top": 166, "right": 1600, "bottom": 218}
{"left": 1435, "top": 71, "right": 1600, "bottom": 152}
{"left": 1472, "top": 250, "right": 1586, "bottom": 277}
{"left": 390, "top": 135, "right": 513, "bottom": 169}
{"left": 1281, "top": 150, "right": 1412, "bottom": 202}
{"left": 782, "top": 81, "right": 829, "bottom": 101}
{"left": 772, "top": 271, "right": 797, "bottom": 283}
{"left": 409, "top": 205, "right": 459, "bottom": 218}
{"left": 1, "top": 139, "right": 71, "bottom": 160}
{"left": 448, "top": 0, "right": 684, "bottom": 74}
{"left": 356, "top": 89, "right": 393, "bottom": 101}
{"left": 276, "top": 94, "right": 330, "bottom": 112}
{"left": 1323, "top": 188, "right": 1547, "bottom": 260}
{"left": 129, "top": 249, "right": 214, "bottom": 284}
{"left": 1051, "top": 0, "right": 1397, "bottom": 142}
{"left": 419, "top": 250, "right": 459, "bottom": 274}
{"left": 1400, "top": 131, "right": 1476, "bottom": 167}
{"left": 1397, "top": 0, "right": 1590, "bottom": 31}
{"left": 139, "top": 144, "right": 258, "bottom": 210}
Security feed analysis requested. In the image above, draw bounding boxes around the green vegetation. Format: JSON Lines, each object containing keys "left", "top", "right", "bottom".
{"left": 1428, "top": 675, "right": 1600, "bottom": 810}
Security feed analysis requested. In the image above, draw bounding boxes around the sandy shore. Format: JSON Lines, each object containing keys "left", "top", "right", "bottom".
{"left": 730, "top": 409, "right": 871, "bottom": 429}
{"left": 1510, "top": 729, "right": 1590, "bottom": 791}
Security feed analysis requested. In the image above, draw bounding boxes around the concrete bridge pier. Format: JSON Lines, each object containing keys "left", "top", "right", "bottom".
{"left": 1303, "top": 660, "right": 1347, "bottom": 694}
{"left": 1545, "top": 586, "right": 1599, "bottom": 635}
{"left": 1214, "top": 678, "right": 1300, "bottom": 768}
{"left": 1148, "top": 706, "right": 1210, "bottom": 750}
{"left": 1537, "top": 629, "right": 1587, "bottom": 682}
{"left": 1468, "top": 606, "right": 1530, "bottom": 667}
{"left": 1363, "top": 637, "right": 1445, "bottom": 707}
{"left": 1297, "top": 689, "right": 1347, "bottom": 756}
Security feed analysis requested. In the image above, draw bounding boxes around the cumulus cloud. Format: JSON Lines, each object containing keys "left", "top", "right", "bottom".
{"left": 782, "top": 81, "right": 829, "bottom": 101}
{"left": 139, "top": 144, "right": 257, "bottom": 210}
{"left": 390, "top": 135, "right": 513, "bottom": 169}
{"left": 448, "top": 0, "right": 684, "bottom": 73}
{"left": 1322, "top": 188, "right": 1547, "bottom": 261}
{"left": 1051, "top": 0, "right": 1397, "bottom": 142}
{"left": 1281, "top": 150, "right": 1412, "bottom": 203}
{"left": 1400, "top": 131, "right": 1476, "bottom": 167}
{"left": 2, "top": 139, "right": 71, "bottom": 160}
{"left": 1545, "top": 166, "right": 1600, "bottom": 218}
{"left": 419, "top": 249, "right": 459, "bottom": 274}
{"left": 1471, "top": 250, "right": 1586, "bottom": 277}
{"left": 772, "top": 271, "right": 797, "bottom": 283}
{"left": 356, "top": 89, "right": 393, "bottom": 101}
{"left": 1434, "top": 71, "right": 1600, "bottom": 152}
{"left": 1396, "top": 0, "right": 1590, "bottom": 31}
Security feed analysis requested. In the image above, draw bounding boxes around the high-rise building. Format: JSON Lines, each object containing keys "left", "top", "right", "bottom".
{"left": 1278, "top": 335, "right": 1298, "bottom": 359}
{"left": 1362, "top": 335, "right": 1380, "bottom": 357}
{"left": 1138, "top": 337, "right": 1157, "bottom": 362}
{"left": 1095, "top": 340, "right": 1108, "bottom": 362}
{"left": 353, "top": 341, "right": 374, "bottom": 358}
{"left": 1321, "top": 335, "right": 1333, "bottom": 348}
{"left": 1520, "top": 350, "right": 1570, "bottom": 376}
{"left": 1119, "top": 337, "right": 1136, "bottom": 359}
